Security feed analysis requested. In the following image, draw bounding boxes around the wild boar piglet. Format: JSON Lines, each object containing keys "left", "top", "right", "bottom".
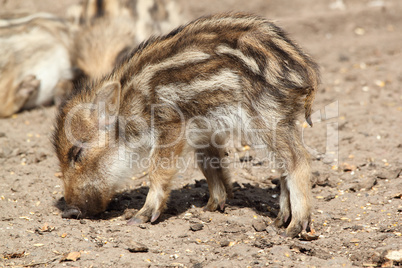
{"left": 53, "top": 13, "right": 320, "bottom": 238}
{"left": 0, "top": 12, "right": 73, "bottom": 117}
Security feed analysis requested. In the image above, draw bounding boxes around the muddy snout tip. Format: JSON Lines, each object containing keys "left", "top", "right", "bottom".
{"left": 62, "top": 206, "right": 82, "bottom": 219}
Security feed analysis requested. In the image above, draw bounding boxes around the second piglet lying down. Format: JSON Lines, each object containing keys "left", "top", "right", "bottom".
{"left": 53, "top": 13, "right": 320, "bottom": 238}
{"left": 0, "top": 12, "right": 73, "bottom": 118}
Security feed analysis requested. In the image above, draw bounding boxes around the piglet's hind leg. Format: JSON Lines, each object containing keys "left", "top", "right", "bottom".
{"left": 196, "top": 145, "right": 232, "bottom": 212}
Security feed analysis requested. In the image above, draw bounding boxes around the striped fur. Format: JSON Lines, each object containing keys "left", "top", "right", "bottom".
{"left": 68, "top": 0, "right": 185, "bottom": 83}
{"left": 53, "top": 13, "right": 320, "bottom": 238}
{"left": 0, "top": 12, "right": 73, "bottom": 118}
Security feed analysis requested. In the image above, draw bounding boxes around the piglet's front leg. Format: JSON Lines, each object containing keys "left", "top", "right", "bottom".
{"left": 127, "top": 167, "right": 175, "bottom": 224}
{"left": 128, "top": 130, "right": 184, "bottom": 224}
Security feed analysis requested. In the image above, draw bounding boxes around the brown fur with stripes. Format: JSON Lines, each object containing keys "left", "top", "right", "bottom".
{"left": 0, "top": 12, "right": 73, "bottom": 118}
{"left": 53, "top": 13, "right": 320, "bottom": 238}
{"left": 68, "top": 0, "right": 184, "bottom": 83}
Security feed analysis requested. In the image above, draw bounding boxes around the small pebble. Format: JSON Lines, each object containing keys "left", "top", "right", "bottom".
{"left": 252, "top": 219, "right": 267, "bottom": 232}
{"left": 338, "top": 53, "right": 350, "bottom": 62}
{"left": 324, "top": 194, "right": 336, "bottom": 201}
{"left": 385, "top": 249, "right": 402, "bottom": 262}
{"left": 376, "top": 169, "right": 399, "bottom": 180}
{"left": 299, "top": 230, "right": 319, "bottom": 241}
{"left": 349, "top": 177, "right": 377, "bottom": 191}
{"left": 190, "top": 223, "right": 204, "bottom": 232}
{"left": 350, "top": 225, "right": 364, "bottom": 231}
{"left": 220, "top": 240, "right": 230, "bottom": 247}
{"left": 138, "top": 224, "right": 147, "bottom": 229}
{"left": 126, "top": 240, "right": 148, "bottom": 253}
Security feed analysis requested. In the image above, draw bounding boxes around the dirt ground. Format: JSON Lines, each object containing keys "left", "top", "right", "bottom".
{"left": 1, "top": 0, "right": 402, "bottom": 267}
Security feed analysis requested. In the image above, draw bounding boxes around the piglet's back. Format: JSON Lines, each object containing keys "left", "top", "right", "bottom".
{"left": 108, "top": 13, "right": 320, "bottom": 124}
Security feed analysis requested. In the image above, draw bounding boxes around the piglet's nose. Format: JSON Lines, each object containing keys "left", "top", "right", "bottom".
{"left": 62, "top": 207, "right": 82, "bottom": 219}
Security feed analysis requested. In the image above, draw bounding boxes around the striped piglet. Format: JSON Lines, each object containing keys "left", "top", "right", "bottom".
{"left": 53, "top": 13, "right": 320, "bottom": 238}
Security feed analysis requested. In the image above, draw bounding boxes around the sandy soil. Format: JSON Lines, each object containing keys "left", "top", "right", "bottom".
{"left": 1, "top": 0, "right": 401, "bottom": 267}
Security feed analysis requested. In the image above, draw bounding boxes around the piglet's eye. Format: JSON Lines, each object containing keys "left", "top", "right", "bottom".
{"left": 68, "top": 145, "right": 84, "bottom": 163}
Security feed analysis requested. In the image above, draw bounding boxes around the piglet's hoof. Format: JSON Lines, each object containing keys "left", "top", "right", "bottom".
{"left": 127, "top": 217, "right": 145, "bottom": 225}
{"left": 127, "top": 211, "right": 161, "bottom": 225}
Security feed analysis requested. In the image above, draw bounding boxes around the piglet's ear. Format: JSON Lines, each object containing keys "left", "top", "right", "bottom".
{"left": 93, "top": 81, "right": 121, "bottom": 128}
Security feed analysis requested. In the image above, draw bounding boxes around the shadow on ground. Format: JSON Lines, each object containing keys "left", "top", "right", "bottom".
{"left": 55, "top": 179, "right": 281, "bottom": 222}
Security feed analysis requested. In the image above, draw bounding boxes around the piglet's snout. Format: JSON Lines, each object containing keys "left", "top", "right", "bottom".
{"left": 62, "top": 206, "right": 82, "bottom": 219}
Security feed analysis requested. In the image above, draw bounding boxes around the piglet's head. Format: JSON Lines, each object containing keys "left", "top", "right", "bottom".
{"left": 52, "top": 81, "right": 122, "bottom": 218}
